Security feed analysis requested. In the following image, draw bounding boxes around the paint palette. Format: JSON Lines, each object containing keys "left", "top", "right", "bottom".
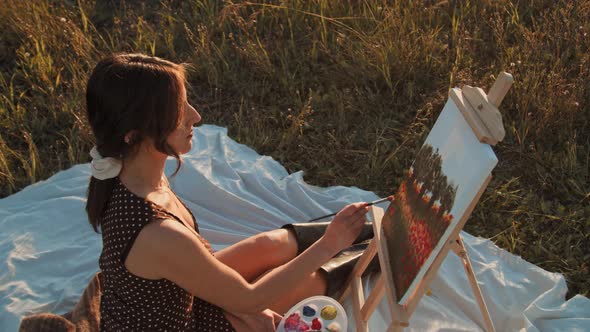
{"left": 277, "top": 295, "right": 347, "bottom": 332}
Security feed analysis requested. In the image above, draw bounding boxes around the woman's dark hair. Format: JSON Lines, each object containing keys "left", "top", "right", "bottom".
{"left": 85, "top": 53, "right": 188, "bottom": 232}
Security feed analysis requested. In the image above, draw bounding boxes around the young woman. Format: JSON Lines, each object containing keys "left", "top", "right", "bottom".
{"left": 86, "top": 53, "right": 375, "bottom": 331}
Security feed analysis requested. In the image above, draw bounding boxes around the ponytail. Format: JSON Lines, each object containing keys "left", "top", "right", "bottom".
{"left": 86, "top": 176, "right": 116, "bottom": 232}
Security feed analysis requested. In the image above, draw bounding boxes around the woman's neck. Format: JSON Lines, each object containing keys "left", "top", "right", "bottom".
{"left": 119, "top": 145, "right": 168, "bottom": 197}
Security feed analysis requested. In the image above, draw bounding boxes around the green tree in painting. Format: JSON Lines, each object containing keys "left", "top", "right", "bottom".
{"left": 413, "top": 145, "right": 455, "bottom": 213}
{"left": 440, "top": 183, "right": 457, "bottom": 217}
{"left": 418, "top": 149, "right": 442, "bottom": 200}
{"left": 411, "top": 144, "right": 432, "bottom": 184}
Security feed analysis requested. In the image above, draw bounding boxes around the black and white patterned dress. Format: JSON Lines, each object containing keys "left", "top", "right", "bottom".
{"left": 99, "top": 177, "right": 235, "bottom": 331}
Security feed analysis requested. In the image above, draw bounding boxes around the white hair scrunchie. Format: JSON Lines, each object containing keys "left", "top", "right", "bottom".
{"left": 90, "top": 146, "right": 123, "bottom": 180}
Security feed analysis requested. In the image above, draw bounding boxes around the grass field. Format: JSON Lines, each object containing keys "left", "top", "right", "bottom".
{"left": 0, "top": 0, "right": 588, "bottom": 298}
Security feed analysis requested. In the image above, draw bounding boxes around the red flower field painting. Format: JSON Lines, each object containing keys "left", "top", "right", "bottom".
{"left": 382, "top": 144, "right": 457, "bottom": 301}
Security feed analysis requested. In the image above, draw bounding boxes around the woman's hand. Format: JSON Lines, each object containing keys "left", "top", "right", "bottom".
{"left": 224, "top": 309, "right": 283, "bottom": 332}
{"left": 321, "top": 202, "right": 370, "bottom": 254}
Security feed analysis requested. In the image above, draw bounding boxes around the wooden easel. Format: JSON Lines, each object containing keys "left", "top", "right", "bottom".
{"left": 339, "top": 73, "right": 514, "bottom": 332}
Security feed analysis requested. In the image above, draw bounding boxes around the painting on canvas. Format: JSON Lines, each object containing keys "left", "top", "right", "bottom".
{"left": 381, "top": 99, "right": 498, "bottom": 304}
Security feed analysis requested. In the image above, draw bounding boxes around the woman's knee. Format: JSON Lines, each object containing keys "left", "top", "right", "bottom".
{"left": 255, "top": 229, "right": 298, "bottom": 262}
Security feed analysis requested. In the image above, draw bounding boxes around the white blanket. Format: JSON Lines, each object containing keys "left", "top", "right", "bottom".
{"left": 1, "top": 125, "right": 588, "bottom": 331}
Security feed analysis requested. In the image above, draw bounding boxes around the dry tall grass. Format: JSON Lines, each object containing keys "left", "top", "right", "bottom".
{"left": 0, "top": 0, "right": 588, "bottom": 298}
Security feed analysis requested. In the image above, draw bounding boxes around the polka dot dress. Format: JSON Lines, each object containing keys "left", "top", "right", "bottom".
{"left": 99, "top": 177, "right": 235, "bottom": 331}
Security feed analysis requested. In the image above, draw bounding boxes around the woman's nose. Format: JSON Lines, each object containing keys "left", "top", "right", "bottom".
{"left": 187, "top": 103, "right": 201, "bottom": 125}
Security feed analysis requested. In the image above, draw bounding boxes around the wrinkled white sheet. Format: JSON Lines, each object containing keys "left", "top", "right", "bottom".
{"left": 1, "top": 125, "right": 588, "bottom": 332}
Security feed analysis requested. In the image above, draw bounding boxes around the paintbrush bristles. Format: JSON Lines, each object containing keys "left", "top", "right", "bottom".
{"left": 366, "top": 195, "right": 393, "bottom": 206}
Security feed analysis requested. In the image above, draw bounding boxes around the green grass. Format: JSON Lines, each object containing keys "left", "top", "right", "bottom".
{"left": 0, "top": 0, "right": 588, "bottom": 299}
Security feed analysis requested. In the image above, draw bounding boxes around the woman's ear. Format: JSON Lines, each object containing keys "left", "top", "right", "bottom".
{"left": 124, "top": 130, "right": 139, "bottom": 145}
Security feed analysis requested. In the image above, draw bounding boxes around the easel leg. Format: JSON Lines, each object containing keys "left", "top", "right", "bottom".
{"left": 351, "top": 276, "right": 369, "bottom": 332}
{"left": 387, "top": 324, "right": 403, "bottom": 332}
{"left": 387, "top": 318, "right": 409, "bottom": 332}
{"left": 452, "top": 236, "right": 496, "bottom": 332}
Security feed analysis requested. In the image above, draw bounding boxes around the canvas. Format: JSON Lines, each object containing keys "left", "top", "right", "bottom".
{"left": 381, "top": 98, "right": 498, "bottom": 305}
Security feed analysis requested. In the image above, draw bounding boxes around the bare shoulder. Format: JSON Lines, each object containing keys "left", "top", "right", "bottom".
{"left": 125, "top": 218, "right": 207, "bottom": 280}
{"left": 138, "top": 218, "right": 190, "bottom": 242}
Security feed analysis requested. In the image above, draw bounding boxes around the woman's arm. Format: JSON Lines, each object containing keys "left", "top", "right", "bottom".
{"left": 130, "top": 202, "right": 369, "bottom": 314}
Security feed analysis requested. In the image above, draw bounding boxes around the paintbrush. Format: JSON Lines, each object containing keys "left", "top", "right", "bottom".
{"left": 306, "top": 195, "right": 394, "bottom": 222}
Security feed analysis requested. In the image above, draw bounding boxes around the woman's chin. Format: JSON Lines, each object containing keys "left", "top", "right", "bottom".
{"left": 169, "top": 139, "right": 193, "bottom": 155}
{"left": 181, "top": 141, "right": 193, "bottom": 154}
